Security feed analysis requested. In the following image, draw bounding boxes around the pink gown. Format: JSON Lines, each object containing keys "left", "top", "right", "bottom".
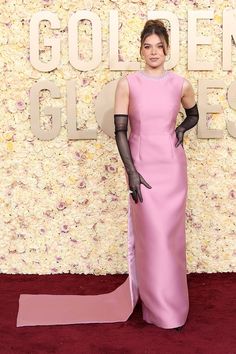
{"left": 16, "top": 70, "right": 189, "bottom": 329}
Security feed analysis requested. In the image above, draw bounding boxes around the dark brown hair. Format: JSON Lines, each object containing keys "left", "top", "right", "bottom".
{"left": 140, "top": 19, "right": 169, "bottom": 56}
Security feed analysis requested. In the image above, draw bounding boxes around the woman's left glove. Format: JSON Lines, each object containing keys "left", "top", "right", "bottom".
{"left": 175, "top": 103, "right": 199, "bottom": 147}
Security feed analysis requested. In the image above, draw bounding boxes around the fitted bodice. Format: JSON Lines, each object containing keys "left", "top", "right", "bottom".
{"left": 126, "top": 70, "right": 185, "bottom": 136}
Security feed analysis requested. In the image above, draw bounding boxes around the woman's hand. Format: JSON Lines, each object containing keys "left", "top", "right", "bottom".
{"left": 175, "top": 126, "right": 185, "bottom": 148}
{"left": 128, "top": 170, "right": 152, "bottom": 203}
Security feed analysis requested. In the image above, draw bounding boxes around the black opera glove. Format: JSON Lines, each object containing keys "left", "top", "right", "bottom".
{"left": 114, "top": 114, "right": 152, "bottom": 203}
{"left": 175, "top": 103, "right": 199, "bottom": 148}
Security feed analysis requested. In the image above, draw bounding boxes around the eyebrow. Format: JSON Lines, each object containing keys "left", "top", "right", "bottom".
{"left": 143, "top": 41, "right": 163, "bottom": 45}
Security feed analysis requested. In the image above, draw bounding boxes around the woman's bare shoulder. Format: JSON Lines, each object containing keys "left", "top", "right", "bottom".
{"left": 182, "top": 78, "right": 194, "bottom": 94}
{"left": 116, "top": 74, "right": 129, "bottom": 93}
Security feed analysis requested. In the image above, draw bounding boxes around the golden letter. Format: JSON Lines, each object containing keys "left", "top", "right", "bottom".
{"left": 188, "top": 10, "right": 214, "bottom": 70}
{"left": 198, "top": 79, "right": 225, "bottom": 138}
{"left": 30, "top": 80, "right": 61, "bottom": 140}
{"left": 68, "top": 10, "right": 101, "bottom": 70}
{"left": 30, "top": 11, "right": 60, "bottom": 72}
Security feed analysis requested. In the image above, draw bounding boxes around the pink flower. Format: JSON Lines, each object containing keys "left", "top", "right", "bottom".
{"left": 16, "top": 100, "right": 26, "bottom": 111}
{"left": 105, "top": 164, "right": 117, "bottom": 173}
{"left": 75, "top": 151, "right": 81, "bottom": 160}
{"left": 57, "top": 201, "right": 67, "bottom": 210}
{"left": 44, "top": 210, "right": 53, "bottom": 218}
{"left": 42, "top": 0, "right": 53, "bottom": 5}
{"left": 61, "top": 224, "right": 69, "bottom": 233}
{"left": 78, "top": 180, "right": 86, "bottom": 188}
{"left": 82, "top": 199, "right": 89, "bottom": 205}
{"left": 110, "top": 193, "right": 118, "bottom": 201}
{"left": 192, "top": 222, "right": 202, "bottom": 229}
{"left": 229, "top": 190, "right": 235, "bottom": 199}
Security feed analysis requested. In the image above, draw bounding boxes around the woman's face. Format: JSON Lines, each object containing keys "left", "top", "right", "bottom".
{"left": 140, "top": 33, "right": 168, "bottom": 69}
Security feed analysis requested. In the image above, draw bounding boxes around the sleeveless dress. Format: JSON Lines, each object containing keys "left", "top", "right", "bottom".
{"left": 16, "top": 70, "right": 189, "bottom": 329}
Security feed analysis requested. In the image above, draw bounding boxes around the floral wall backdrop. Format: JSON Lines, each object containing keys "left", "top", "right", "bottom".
{"left": 0, "top": 0, "right": 235, "bottom": 274}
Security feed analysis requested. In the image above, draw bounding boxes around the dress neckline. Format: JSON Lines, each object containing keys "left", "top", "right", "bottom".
{"left": 137, "top": 70, "right": 170, "bottom": 80}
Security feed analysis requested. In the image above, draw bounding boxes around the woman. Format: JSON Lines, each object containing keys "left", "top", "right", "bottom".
{"left": 16, "top": 19, "right": 199, "bottom": 330}
{"left": 114, "top": 19, "right": 199, "bottom": 330}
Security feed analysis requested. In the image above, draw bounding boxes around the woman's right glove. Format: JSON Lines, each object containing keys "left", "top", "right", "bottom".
{"left": 114, "top": 113, "right": 152, "bottom": 203}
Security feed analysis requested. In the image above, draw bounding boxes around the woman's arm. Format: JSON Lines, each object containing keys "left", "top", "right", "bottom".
{"left": 175, "top": 79, "right": 199, "bottom": 147}
{"left": 113, "top": 76, "right": 151, "bottom": 203}
{"left": 181, "top": 79, "right": 196, "bottom": 109}
{"left": 114, "top": 76, "right": 129, "bottom": 115}
{"left": 114, "top": 77, "right": 137, "bottom": 174}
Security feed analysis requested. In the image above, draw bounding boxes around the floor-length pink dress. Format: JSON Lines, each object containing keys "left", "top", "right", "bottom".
{"left": 16, "top": 70, "right": 189, "bottom": 329}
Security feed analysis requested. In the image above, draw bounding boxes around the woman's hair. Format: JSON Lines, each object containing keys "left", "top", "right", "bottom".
{"left": 140, "top": 19, "right": 169, "bottom": 56}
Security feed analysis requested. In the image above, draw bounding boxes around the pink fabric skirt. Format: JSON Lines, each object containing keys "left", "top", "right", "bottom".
{"left": 16, "top": 197, "right": 139, "bottom": 327}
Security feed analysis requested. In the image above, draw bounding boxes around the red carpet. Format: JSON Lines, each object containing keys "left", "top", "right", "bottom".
{"left": 0, "top": 272, "right": 235, "bottom": 354}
